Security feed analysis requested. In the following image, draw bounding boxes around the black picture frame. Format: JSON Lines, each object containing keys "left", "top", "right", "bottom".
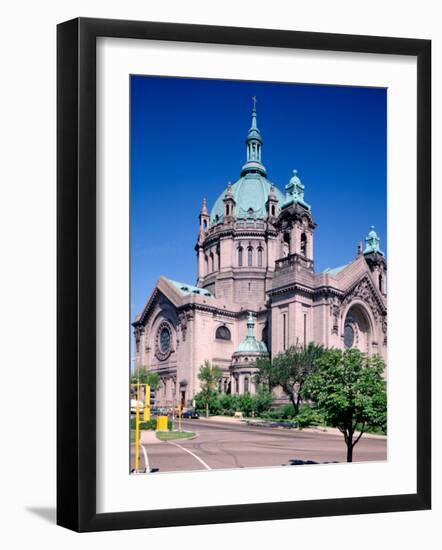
{"left": 57, "top": 17, "right": 431, "bottom": 532}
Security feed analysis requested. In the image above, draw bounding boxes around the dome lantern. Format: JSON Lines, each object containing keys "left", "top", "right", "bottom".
{"left": 363, "top": 225, "right": 384, "bottom": 256}
{"left": 240, "top": 97, "right": 267, "bottom": 177}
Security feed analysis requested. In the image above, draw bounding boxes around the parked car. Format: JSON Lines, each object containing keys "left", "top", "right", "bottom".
{"left": 182, "top": 409, "right": 199, "bottom": 419}
{"left": 130, "top": 399, "right": 144, "bottom": 414}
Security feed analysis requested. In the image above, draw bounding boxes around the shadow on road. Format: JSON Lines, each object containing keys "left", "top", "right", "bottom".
{"left": 288, "top": 458, "right": 339, "bottom": 466}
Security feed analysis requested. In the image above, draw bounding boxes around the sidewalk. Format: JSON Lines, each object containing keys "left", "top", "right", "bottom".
{"left": 199, "top": 415, "right": 386, "bottom": 439}
{"left": 139, "top": 430, "right": 162, "bottom": 445}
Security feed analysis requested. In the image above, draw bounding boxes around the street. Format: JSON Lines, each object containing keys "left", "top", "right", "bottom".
{"left": 130, "top": 418, "right": 387, "bottom": 473}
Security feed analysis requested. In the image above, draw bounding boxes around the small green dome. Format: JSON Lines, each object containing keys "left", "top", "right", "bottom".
{"left": 210, "top": 174, "right": 285, "bottom": 225}
{"left": 234, "top": 312, "right": 268, "bottom": 355}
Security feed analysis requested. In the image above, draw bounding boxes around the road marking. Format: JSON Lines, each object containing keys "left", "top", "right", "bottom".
{"left": 140, "top": 444, "right": 150, "bottom": 473}
{"left": 167, "top": 441, "right": 212, "bottom": 470}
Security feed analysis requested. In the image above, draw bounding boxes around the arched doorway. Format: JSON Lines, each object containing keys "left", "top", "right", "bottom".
{"left": 343, "top": 304, "right": 372, "bottom": 353}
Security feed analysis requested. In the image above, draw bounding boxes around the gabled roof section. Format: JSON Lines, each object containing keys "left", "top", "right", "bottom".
{"left": 134, "top": 276, "right": 215, "bottom": 326}
{"left": 167, "top": 278, "right": 213, "bottom": 298}
{"left": 322, "top": 264, "right": 349, "bottom": 277}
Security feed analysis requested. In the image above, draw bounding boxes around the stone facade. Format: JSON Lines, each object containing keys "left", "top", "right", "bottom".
{"left": 133, "top": 104, "right": 387, "bottom": 407}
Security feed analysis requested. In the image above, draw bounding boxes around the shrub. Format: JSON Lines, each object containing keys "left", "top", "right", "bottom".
{"left": 219, "top": 394, "right": 240, "bottom": 415}
{"left": 194, "top": 390, "right": 221, "bottom": 415}
{"left": 294, "top": 406, "right": 325, "bottom": 428}
{"left": 238, "top": 394, "right": 254, "bottom": 416}
{"left": 262, "top": 404, "right": 296, "bottom": 420}
{"left": 253, "top": 390, "right": 274, "bottom": 414}
{"left": 130, "top": 418, "right": 172, "bottom": 430}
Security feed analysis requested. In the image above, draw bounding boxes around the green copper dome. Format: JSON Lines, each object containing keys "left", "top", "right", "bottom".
{"left": 210, "top": 173, "right": 285, "bottom": 225}
{"left": 210, "top": 101, "right": 285, "bottom": 225}
{"left": 234, "top": 312, "right": 268, "bottom": 354}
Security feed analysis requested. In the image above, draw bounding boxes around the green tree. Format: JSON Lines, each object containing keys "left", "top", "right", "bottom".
{"left": 131, "top": 366, "right": 161, "bottom": 390}
{"left": 302, "top": 348, "right": 387, "bottom": 462}
{"left": 255, "top": 356, "right": 279, "bottom": 392}
{"left": 131, "top": 367, "right": 161, "bottom": 405}
{"left": 271, "top": 343, "right": 324, "bottom": 415}
{"left": 197, "top": 360, "right": 223, "bottom": 417}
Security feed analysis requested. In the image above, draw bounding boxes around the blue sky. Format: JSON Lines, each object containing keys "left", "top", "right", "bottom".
{"left": 131, "top": 76, "right": 386, "bottom": 321}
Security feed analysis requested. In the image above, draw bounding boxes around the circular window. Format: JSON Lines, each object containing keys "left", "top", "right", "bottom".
{"left": 344, "top": 324, "right": 355, "bottom": 348}
{"left": 160, "top": 327, "right": 170, "bottom": 353}
{"left": 155, "top": 322, "right": 173, "bottom": 360}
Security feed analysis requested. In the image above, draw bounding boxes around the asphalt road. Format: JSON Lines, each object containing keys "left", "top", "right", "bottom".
{"left": 130, "top": 418, "right": 387, "bottom": 473}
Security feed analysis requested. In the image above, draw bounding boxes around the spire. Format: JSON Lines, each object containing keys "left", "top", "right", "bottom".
{"left": 363, "top": 225, "right": 384, "bottom": 256}
{"left": 199, "top": 197, "right": 209, "bottom": 232}
{"left": 241, "top": 98, "right": 267, "bottom": 177}
{"left": 200, "top": 197, "right": 209, "bottom": 216}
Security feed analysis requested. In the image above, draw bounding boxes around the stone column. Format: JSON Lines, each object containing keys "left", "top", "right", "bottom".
{"left": 238, "top": 374, "right": 244, "bottom": 395}
{"left": 307, "top": 230, "right": 314, "bottom": 261}
{"left": 197, "top": 246, "right": 204, "bottom": 281}
{"left": 289, "top": 226, "right": 296, "bottom": 255}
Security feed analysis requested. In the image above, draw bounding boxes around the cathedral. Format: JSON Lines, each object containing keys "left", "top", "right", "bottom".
{"left": 133, "top": 102, "right": 387, "bottom": 407}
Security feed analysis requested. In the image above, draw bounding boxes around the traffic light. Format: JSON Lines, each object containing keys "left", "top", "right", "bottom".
{"left": 149, "top": 386, "right": 156, "bottom": 407}
{"left": 143, "top": 384, "right": 151, "bottom": 421}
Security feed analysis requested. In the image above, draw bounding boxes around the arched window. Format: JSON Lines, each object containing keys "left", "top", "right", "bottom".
{"left": 205, "top": 255, "right": 208, "bottom": 274}
{"left": 344, "top": 324, "right": 355, "bottom": 349}
{"left": 379, "top": 273, "right": 383, "bottom": 293}
{"left": 210, "top": 253, "right": 215, "bottom": 272}
{"left": 257, "top": 246, "right": 263, "bottom": 267}
{"left": 226, "top": 204, "right": 230, "bottom": 216}
{"left": 238, "top": 246, "right": 243, "bottom": 267}
{"left": 262, "top": 324, "right": 268, "bottom": 346}
{"left": 248, "top": 246, "right": 253, "bottom": 267}
{"left": 300, "top": 233, "right": 307, "bottom": 256}
{"left": 244, "top": 377, "right": 250, "bottom": 394}
{"left": 283, "top": 233, "right": 290, "bottom": 257}
{"left": 203, "top": 219, "right": 207, "bottom": 229}
{"left": 271, "top": 204, "right": 275, "bottom": 216}
{"left": 216, "top": 245, "right": 220, "bottom": 270}
{"left": 215, "top": 325, "right": 231, "bottom": 340}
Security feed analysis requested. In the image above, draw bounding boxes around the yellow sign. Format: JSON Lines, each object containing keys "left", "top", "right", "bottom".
{"left": 156, "top": 415, "right": 168, "bottom": 431}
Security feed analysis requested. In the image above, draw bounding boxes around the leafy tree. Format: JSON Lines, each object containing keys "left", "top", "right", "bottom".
{"left": 271, "top": 343, "right": 324, "bottom": 414}
{"left": 255, "top": 356, "right": 279, "bottom": 392}
{"left": 302, "top": 348, "right": 387, "bottom": 462}
{"left": 131, "top": 366, "right": 161, "bottom": 390}
{"left": 131, "top": 367, "right": 161, "bottom": 405}
{"left": 197, "top": 360, "right": 223, "bottom": 417}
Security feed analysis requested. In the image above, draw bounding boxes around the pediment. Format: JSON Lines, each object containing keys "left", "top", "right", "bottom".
{"left": 342, "top": 274, "right": 386, "bottom": 321}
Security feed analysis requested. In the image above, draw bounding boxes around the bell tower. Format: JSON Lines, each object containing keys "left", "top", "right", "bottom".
{"left": 275, "top": 169, "right": 316, "bottom": 269}
{"left": 363, "top": 226, "right": 387, "bottom": 295}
